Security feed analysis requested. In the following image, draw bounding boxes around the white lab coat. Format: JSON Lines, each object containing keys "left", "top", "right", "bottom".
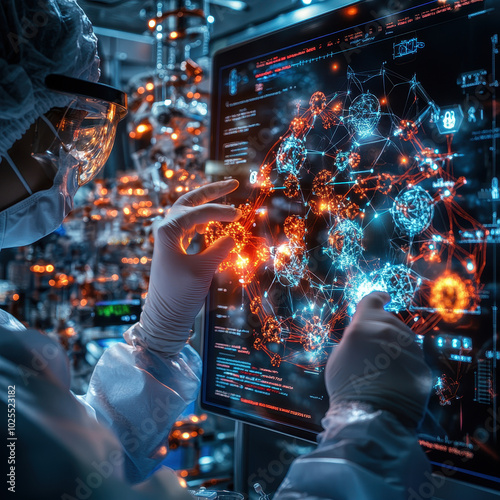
{"left": 273, "top": 405, "right": 431, "bottom": 500}
{"left": 0, "top": 308, "right": 196, "bottom": 499}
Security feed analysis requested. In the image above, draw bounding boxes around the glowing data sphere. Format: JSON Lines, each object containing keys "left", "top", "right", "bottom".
{"left": 347, "top": 92, "right": 381, "bottom": 138}
{"left": 309, "top": 91, "right": 327, "bottom": 115}
{"left": 391, "top": 185, "right": 434, "bottom": 237}
{"left": 301, "top": 316, "right": 329, "bottom": 351}
{"left": 273, "top": 243, "right": 308, "bottom": 287}
{"left": 326, "top": 219, "right": 364, "bottom": 270}
{"left": 276, "top": 136, "right": 307, "bottom": 175}
{"left": 371, "top": 264, "right": 419, "bottom": 312}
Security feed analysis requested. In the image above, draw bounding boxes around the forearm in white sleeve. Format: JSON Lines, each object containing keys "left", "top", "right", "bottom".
{"left": 273, "top": 403, "right": 431, "bottom": 500}
{"left": 82, "top": 341, "right": 202, "bottom": 484}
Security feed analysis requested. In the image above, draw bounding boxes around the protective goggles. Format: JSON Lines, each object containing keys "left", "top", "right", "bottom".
{"left": 33, "top": 74, "right": 128, "bottom": 186}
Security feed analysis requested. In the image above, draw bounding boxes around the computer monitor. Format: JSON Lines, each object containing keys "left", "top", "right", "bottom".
{"left": 202, "top": 0, "right": 499, "bottom": 491}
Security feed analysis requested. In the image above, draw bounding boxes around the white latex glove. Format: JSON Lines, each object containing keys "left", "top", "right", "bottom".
{"left": 325, "top": 292, "right": 432, "bottom": 428}
{"left": 125, "top": 179, "right": 241, "bottom": 356}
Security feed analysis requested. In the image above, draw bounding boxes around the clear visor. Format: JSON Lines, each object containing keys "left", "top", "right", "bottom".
{"left": 32, "top": 97, "right": 121, "bottom": 186}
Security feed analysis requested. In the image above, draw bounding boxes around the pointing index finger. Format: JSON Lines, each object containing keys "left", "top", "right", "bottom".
{"left": 176, "top": 179, "right": 239, "bottom": 207}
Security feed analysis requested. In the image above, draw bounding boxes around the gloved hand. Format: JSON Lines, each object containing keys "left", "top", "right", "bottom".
{"left": 125, "top": 179, "right": 241, "bottom": 356}
{"left": 325, "top": 292, "right": 432, "bottom": 428}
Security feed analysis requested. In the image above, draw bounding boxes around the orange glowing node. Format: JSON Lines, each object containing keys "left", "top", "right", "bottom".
{"left": 148, "top": 19, "right": 156, "bottom": 29}
{"left": 284, "top": 215, "right": 306, "bottom": 242}
{"left": 284, "top": 174, "right": 299, "bottom": 198}
{"left": 170, "top": 31, "right": 179, "bottom": 39}
{"left": 171, "top": 132, "right": 179, "bottom": 140}
{"left": 262, "top": 316, "right": 282, "bottom": 343}
{"left": 312, "top": 169, "right": 334, "bottom": 198}
{"left": 146, "top": 82, "right": 154, "bottom": 91}
{"left": 429, "top": 272, "right": 475, "bottom": 322}
{"left": 250, "top": 296, "right": 262, "bottom": 315}
{"left": 290, "top": 117, "right": 307, "bottom": 137}
{"left": 12, "top": 294, "right": 19, "bottom": 301}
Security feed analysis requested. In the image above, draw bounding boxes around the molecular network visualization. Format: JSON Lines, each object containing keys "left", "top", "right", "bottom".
{"left": 206, "top": 65, "right": 485, "bottom": 376}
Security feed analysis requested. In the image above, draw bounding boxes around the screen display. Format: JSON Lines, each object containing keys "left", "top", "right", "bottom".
{"left": 93, "top": 300, "right": 141, "bottom": 326}
{"left": 202, "top": 0, "right": 499, "bottom": 488}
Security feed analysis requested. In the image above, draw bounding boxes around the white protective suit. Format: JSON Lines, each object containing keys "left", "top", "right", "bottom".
{"left": 273, "top": 292, "right": 433, "bottom": 500}
{"left": 0, "top": 307, "right": 196, "bottom": 499}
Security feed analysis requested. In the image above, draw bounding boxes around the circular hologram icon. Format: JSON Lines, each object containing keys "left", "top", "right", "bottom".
{"left": 309, "top": 91, "right": 327, "bottom": 115}
{"left": 273, "top": 242, "right": 308, "bottom": 287}
{"left": 276, "top": 136, "right": 307, "bottom": 175}
{"left": 347, "top": 92, "right": 381, "bottom": 138}
{"left": 391, "top": 185, "right": 434, "bottom": 237}
{"left": 370, "top": 264, "right": 419, "bottom": 312}
{"left": 326, "top": 219, "right": 364, "bottom": 270}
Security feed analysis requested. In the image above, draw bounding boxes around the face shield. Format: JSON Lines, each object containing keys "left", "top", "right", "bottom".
{"left": 0, "top": 75, "right": 128, "bottom": 250}
{"left": 35, "top": 73, "right": 128, "bottom": 185}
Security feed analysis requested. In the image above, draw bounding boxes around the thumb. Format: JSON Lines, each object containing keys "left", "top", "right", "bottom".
{"left": 200, "top": 236, "right": 235, "bottom": 269}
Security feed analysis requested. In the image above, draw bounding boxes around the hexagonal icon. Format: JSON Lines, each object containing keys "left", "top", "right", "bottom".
{"left": 436, "top": 105, "right": 464, "bottom": 135}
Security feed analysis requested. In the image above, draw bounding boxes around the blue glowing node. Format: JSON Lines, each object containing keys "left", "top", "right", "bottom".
{"left": 326, "top": 219, "right": 364, "bottom": 270}
{"left": 273, "top": 242, "right": 308, "bottom": 287}
{"left": 372, "top": 264, "right": 419, "bottom": 312}
{"left": 344, "top": 272, "right": 387, "bottom": 314}
{"left": 347, "top": 92, "right": 381, "bottom": 138}
{"left": 345, "top": 264, "right": 418, "bottom": 314}
{"left": 276, "top": 136, "right": 307, "bottom": 175}
{"left": 391, "top": 185, "right": 434, "bottom": 237}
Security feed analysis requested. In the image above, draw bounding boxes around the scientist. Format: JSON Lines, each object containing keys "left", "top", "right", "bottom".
{"left": 1, "top": 0, "right": 239, "bottom": 498}
{"left": 0, "top": 1, "right": 432, "bottom": 499}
